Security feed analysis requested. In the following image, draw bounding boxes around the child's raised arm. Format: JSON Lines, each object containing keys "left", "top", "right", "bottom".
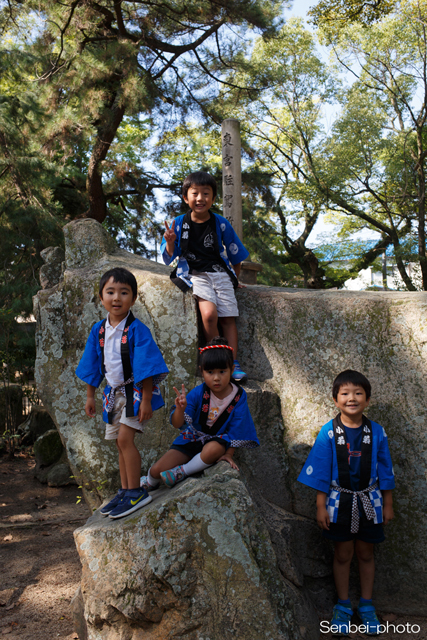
{"left": 171, "top": 383, "right": 187, "bottom": 429}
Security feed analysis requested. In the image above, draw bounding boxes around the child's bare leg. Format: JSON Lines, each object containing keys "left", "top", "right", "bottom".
{"left": 116, "top": 424, "right": 141, "bottom": 489}
{"left": 333, "top": 540, "right": 354, "bottom": 600}
{"left": 200, "top": 440, "right": 227, "bottom": 465}
{"left": 150, "top": 450, "right": 190, "bottom": 479}
{"left": 116, "top": 440, "right": 128, "bottom": 489}
{"left": 355, "top": 540, "right": 375, "bottom": 600}
{"left": 197, "top": 299, "right": 220, "bottom": 341}
{"left": 218, "top": 316, "right": 238, "bottom": 358}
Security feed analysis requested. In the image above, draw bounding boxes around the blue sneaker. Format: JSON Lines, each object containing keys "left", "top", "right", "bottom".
{"left": 99, "top": 489, "right": 126, "bottom": 516}
{"left": 160, "top": 465, "right": 187, "bottom": 488}
{"left": 357, "top": 604, "right": 381, "bottom": 635}
{"left": 330, "top": 603, "right": 353, "bottom": 636}
{"left": 108, "top": 488, "right": 152, "bottom": 519}
{"left": 140, "top": 475, "right": 159, "bottom": 491}
{"left": 232, "top": 360, "right": 247, "bottom": 384}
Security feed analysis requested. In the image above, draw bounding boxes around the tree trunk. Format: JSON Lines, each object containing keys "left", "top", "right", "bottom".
{"left": 85, "top": 95, "right": 126, "bottom": 223}
{"left": 416, "top": 129, "right": 427, "bottom": 290}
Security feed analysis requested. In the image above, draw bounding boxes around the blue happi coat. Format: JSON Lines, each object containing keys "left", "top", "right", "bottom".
{"left": 171, "top": 382, "right": 259, "bottom": 449}
{"left": 161, "top": 211, "right": 249, "bottom": 291}
{"left": 76, "top": 317, "right": 168, "bottom": 423}
{"left": 297, "top": 419, "right": 395, "bottom": 524}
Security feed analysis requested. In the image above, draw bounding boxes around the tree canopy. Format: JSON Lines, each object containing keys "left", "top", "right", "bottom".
{"left": 2, "top": 0, "right": 427, "bottom": 367}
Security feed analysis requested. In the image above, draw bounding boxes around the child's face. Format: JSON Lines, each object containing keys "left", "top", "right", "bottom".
{"left": 333, "top": 383, "right": 370, "bottom": 424}
{"left": 99, "top": 277, "right": 136, "bottom": 326}
{"left": 183, "top": 184, "right": 215, "bottom": 219}
{"left": 201, "top": 366, "right": 232, "bottom": 399}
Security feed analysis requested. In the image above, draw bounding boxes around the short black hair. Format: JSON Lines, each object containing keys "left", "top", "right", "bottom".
{"left": 332, "top": 370, "right": 371, "bottom": 400}
{"left": 99, "top": 268, "right": 138, "bottom": 299}
{"left": 199, "top": 337, "right": 234, "bottom": 371}
{"left": 182, "top": 171, "right": 217, "bottom": 199}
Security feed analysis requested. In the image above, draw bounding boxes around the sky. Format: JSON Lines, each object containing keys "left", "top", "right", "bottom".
{"left": 286, "top": 0, "right": 317, "bottom": 20}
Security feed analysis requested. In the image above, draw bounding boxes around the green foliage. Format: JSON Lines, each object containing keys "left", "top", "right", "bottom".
{"left": 309, "top": 0, "right": 396, "bottom": 32}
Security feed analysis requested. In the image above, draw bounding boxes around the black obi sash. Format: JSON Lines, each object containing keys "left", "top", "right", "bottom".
{"left": 333, "top": 414, "right": 373, "bottom": 525}
{"left": 99, "top": 311, "right": 135, "bottom": 424}
{"left": 197, "top": 383, "right": 241, "bottom": 435}
{"left": 170, "top": 210, "right": 239, "bottom": 293}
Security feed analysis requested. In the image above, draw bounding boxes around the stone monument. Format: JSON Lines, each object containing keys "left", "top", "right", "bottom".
{"left": 221, "top": 118, "right": 262, "bottom": 284}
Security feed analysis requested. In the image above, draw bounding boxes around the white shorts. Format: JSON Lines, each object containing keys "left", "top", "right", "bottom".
{"left": 104, "top": 392, "right": 148, "bottom": 440}
{"left": 191, "top": 272, "right": 239, "bottom": 317}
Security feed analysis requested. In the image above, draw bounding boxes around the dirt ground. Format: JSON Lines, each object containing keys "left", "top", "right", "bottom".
{"left": 0, "top": 453, "right": 90, "bottom": 640}
{"left": 0, "top": 453, "right": 426, "bottom": 640}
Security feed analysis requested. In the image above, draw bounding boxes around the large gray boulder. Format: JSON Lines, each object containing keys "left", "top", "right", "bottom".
{"left": 74, "top": 464, "right": 305, "bottom": 640}
{"left": 33, "top": 218, "right": 427, "bottom": 626}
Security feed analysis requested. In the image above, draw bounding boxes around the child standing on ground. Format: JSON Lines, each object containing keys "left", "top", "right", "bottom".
{"left": 140, "top": 338, "right": 259, "bottom": 490}
{"left": 298, "top": 370, "right": 395, "bottom": 636}
{"left": 161, "top": 170, "right": 249, "bottom": 383}
{"left": 76, "top": 267, "right": 168, "bottom": 519}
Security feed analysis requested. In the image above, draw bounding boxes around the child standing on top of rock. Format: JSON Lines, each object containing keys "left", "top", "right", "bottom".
{"left": 140, "top": 337, "right": 259, "bottom": 490}
{"left": 76, "top": 267, "right": 168, "bottom": 520}
{"left": 161, "top": 170, "right": 249, "bottom": 383}
{"left": 298, "top": 370, "right": 395, "bottom": 636}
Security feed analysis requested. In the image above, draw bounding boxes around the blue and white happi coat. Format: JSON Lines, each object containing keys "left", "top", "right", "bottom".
{"left": 161, "top": 211, "right": 249, "bottom": 292}
{"left": 76, "top": 315, "right": 168, "bottom": 423}
{"left": 171, "top": 382, "right": 260, "bottom": 449}
{"left": 297, "top": 418, "right": 395, "bottom": 525}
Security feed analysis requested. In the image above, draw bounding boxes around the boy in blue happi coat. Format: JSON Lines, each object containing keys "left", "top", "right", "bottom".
{"left": 298, "top": 370, "right": 395, "bottom": 636}
{"left": 76, "top": 267, "right": 168, "bottom": 520}
{"left": 161, "top": 171, "right": 249, "bottom": 383}
{"left": 140, "top": 337, "right": 259, "bottom": 490}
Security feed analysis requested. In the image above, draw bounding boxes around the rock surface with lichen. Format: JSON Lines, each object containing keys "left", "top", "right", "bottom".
{"left": 74, "top": 463, "right": 303, "bottom": 640}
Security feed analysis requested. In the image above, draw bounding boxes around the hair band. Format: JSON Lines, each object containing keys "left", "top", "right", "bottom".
{"left": 199, "top": 345, "right": 234, "bottom": 353}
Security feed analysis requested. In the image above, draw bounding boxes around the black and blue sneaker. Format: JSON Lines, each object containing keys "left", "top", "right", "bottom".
{"left": 232, "top": 360, "right": 248, "bottom": 384}
{"left": 108, "top": 488, "right": 152, "bottom": 519}
{"left": 99, "top": 488, "right": 126, "bottom": 516}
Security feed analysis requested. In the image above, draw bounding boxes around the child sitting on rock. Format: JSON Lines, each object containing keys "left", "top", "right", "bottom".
{"left": 298, "top": 370, "right": 395, "bottom": 636}
{"left": 140, "top": 337, "right": 259, "bottom": 490}
{"left": 76, "top": 267, "right": 168, "bottom": 519}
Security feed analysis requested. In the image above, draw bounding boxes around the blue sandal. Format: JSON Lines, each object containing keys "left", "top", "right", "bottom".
{"left": 357, "top": 604, "right": 381, "bottom": 635}
{"left": 331, "top": 603, "right": 353, "bottom": 636}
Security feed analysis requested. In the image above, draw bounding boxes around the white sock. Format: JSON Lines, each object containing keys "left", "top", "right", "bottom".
{"left": 148, "top": 468, "right": 160, "bottom": 487}
{"left": 182, "top": 453, "right": 211, "bottom": 476}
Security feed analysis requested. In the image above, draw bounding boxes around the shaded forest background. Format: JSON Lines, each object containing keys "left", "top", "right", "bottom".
{"left": 1, "top": 0, "right": 427, "bottom": 376}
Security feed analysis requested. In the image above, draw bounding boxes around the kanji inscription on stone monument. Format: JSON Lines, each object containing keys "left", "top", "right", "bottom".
{"left": 221, "top": 119, "right": 242, "bottom": 240}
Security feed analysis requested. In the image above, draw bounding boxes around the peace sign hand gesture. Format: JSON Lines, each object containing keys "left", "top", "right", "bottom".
{"left": 164, "top": 220, "right": 177, "bottom": 257}
{"left": 173, "top": 384, "right": 187, "bottom": 411}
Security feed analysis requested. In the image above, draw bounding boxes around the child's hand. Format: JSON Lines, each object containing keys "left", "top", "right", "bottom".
{"left": 217, "top": 454, "right": 239, "bottom": 470}
{"left": 383, "top": 503, "right": 394, "bottom": 525}
{"left": 85, "top": 397, "right": 96, "bottom": 417}
{"left": 173, "top": 384, "right": 187, "bottom": 411}
{"left": 316, "top": 505, "right": 330, "bottom": 530}
{"left": 164, "top": 220, "right": 176, "bottom": 254}
{"left": 139, "top": 399, "right": 153, "bottom": 422}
